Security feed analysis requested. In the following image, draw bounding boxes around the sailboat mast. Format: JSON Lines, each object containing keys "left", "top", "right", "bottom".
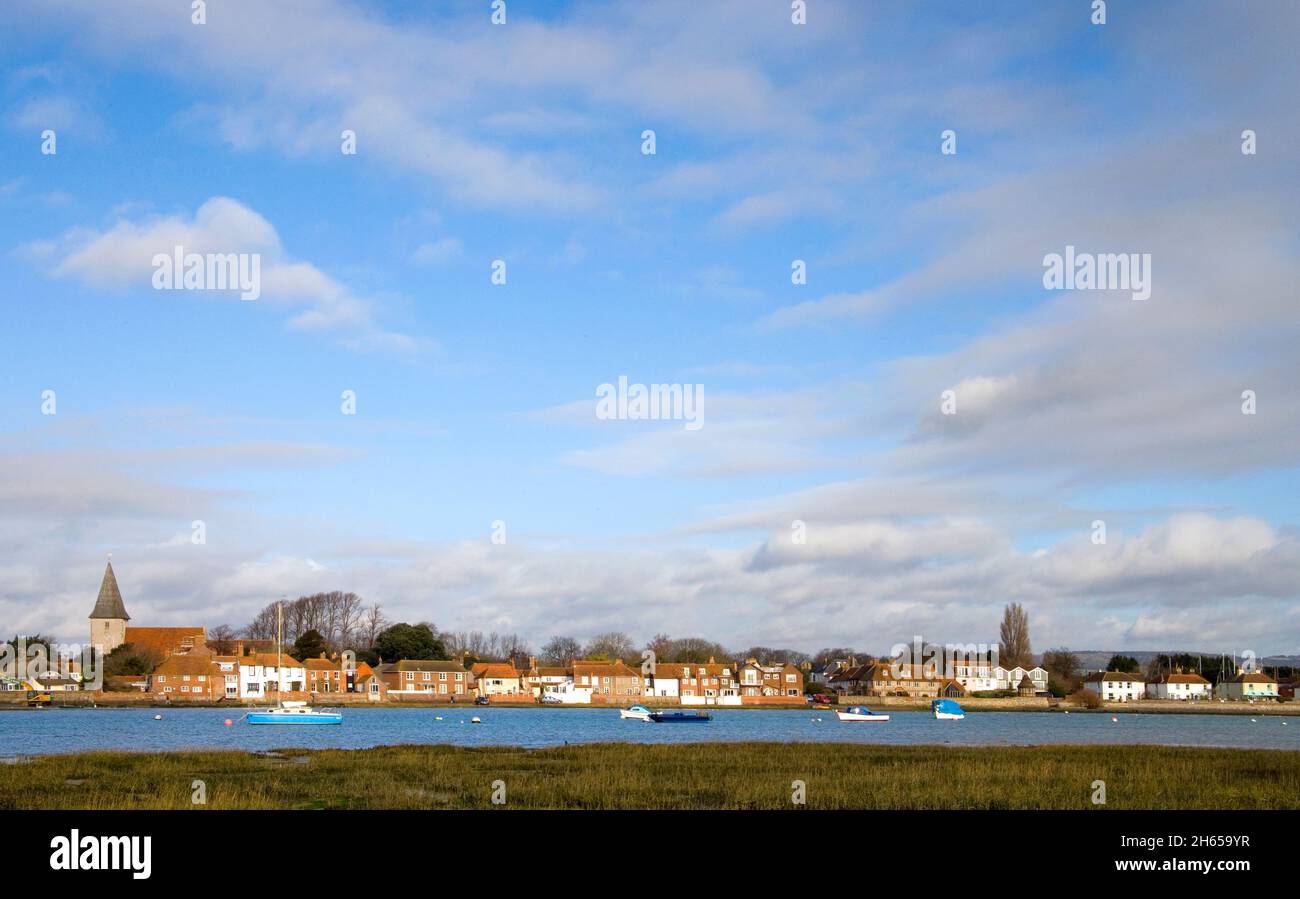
{"left": 276, "top": 601, "right": 283, "bottom": 706}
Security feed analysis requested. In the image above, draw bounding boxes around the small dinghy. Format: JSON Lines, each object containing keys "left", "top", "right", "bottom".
{"left": 619, "top": 704, "right": 653, "bottom": 721}
{"left": 836, "top": 705, "right": 889, "bottom": 722}
{"left": 931, "top": 699, "right": 965, "bottom": 720}
{"left": 649, "top": 710, "right": 711, "bottom": 723}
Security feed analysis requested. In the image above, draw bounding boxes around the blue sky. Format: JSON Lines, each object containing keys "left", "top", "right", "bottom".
{"left": 2, "top": 0, "right": 1298, "bottom": 655}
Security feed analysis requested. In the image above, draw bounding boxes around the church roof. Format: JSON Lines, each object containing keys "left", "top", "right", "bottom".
{"left": 89, "top": 561, "right": 130, "bottom": 620}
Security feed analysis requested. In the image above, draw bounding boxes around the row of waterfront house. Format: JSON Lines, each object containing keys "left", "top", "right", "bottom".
{"left": 1084, "top": 670, "right": 1281, "bottom": 702}
{"left": 2, "top": 562, "right": 1290, "bottom": 704}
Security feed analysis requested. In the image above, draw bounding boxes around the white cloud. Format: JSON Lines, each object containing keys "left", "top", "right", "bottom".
{"left": 35, "top": 197, "right": 426, "bottom": 353}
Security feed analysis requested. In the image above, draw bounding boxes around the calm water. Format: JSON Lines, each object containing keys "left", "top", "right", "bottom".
{"left": 1, "top": 707, "right": 1297, "bottom": 756}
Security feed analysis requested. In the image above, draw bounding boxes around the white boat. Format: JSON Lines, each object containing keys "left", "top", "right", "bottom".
{"left": 619, "top": 704, "right": 653, "bottom": 721}
{"left": 836, "top": 705, "right": 889, "bottom": 722}
{"left": 245, "top": 601, "right": 342, "bottom": 726}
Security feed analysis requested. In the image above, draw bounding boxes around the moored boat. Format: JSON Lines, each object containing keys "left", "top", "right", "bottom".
{"left": 931, "top": 698, "right": 965, "bottom": 720}
{"left": 247, "top": 701, "right": 343, "bottom": 725}
{"left": 619, "top": 704, "right": 653, "bottom": 721}
{"left": 835, "top": 705, "right": 889, "bottom": 722}
{"left": 649, "top": 710, "right": 711, "bottom": 723}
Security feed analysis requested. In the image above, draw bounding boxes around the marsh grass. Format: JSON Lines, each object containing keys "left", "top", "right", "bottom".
{"left": 1, "top": 743, "right": 1296, "bottom": 810}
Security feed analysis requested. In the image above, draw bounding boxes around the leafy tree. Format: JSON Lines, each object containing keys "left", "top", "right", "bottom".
{"left": 293, "top": 629, "right": 329, "bottom": 661}
{"left": 998, "top": 603, "right": 1032, "bottom": 669}
{"left": 102, "top": 643, "right": 163, "bottom": 678}
{"left": 1107, "top": 654, "right": 1141, "bottom": 674}
{"left": 541, "top": 636, "right": 582, "bottom": 665}
{"left": 374, "top": 623, "right": 447, "bottom": 662}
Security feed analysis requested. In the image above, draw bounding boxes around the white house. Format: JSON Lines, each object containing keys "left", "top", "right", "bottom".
{"left": 646, "top": 670, "right": 679, "bottom": 697}
{"left": 951, "top": 658, "right": 1000, "bottom": 693}
{"left": 543, "top": 681, "right": 593, "bottom": 704}
{"left": 238, "top": 653, "right": 306, "bottom": 699}
{"left": 1215, "top": 671, "right": 1279, "bottom": 701}
{"left": 1146, "top": 672, "right": 1211, "bottom": 700}
{"left": 1086, "top": 671, "right": 1145, "bottom": 702}
{"left": 1001, "top": 666, "right": 1049, "bottom": 693}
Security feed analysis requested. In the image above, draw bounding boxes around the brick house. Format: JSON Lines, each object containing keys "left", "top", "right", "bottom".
{"left": 831, "top": 661, "right": 945, "bottom": 698}
{"left": 384, "top": 660, "right": 472, "bottom": 697}
{"left": 736, "top": 658, "right": 804, "bottom": 698}
{"left": 660, "top": 658, "right": 735, "bottom": 701}
{"left": 302, "top": 656, "right": 356, "bottom": 694}
{"left": 149, "top": 654, "right": 223, "bottom": 699}
{"left": 354, "top": 662, "right": 386, "bottom": 701}
{"left": 572, "top": 660, "right": 643, "bottom": 700}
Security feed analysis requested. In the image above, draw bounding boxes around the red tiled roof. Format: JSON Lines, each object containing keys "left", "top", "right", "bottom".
{"left": 239, "top": 653, "right": 302, "bottom": 668}
{"left": 123, "top": 627, "right": 205, "bottom": 658}
{"left": 472, "top": 663, "right": 520, "bottom": 679}
{"left": 1153, "top": 673, "right": 1210, "bottom": 685}
{"left": 152, "top": 655, "right": 219, "bottom": 676}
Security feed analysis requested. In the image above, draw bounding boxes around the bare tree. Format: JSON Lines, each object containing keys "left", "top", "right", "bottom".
{"left": 583, "top": 631, "right": 636, "bottom": 661}
{"left": 1042, "top": 647, "right": 1080, "bottom": 691}
{"left": 542, "top": 636, "right": 583, "bottom": 665}
{"left": 998, "top": 602, "right": 1033, "bottom": 669}
{"left": 359, "top": 604, "right": 389, "bottom": 650}
{"left": 208, "top": 624, "right": 238, "bottom": 655}
{"left": 244, "top": 605, "right": 278, "bottom": 641}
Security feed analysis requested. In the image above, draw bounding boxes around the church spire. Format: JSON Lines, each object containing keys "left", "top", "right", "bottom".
{"left": 89, "top": 557, "right": 130, "bottom": 620}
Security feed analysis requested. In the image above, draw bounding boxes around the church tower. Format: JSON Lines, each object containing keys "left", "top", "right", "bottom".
{"left": 89, "top": 557, "right": 130, "bottom": 653}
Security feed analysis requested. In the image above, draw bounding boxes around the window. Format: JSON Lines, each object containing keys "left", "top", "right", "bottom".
{"left": 439, "top": 672, "right": 447, "bottom": 681}
{"left": 157, "top": 675, "right": 166, "bottom": 682}
{"left": 422, "top": 672, "right": 431, "bottom": 681}
{"left": 405, "top": 672, "right": 414, "bottom": 681}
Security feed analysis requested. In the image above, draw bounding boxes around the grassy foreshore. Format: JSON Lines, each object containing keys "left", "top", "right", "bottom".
{"left": 2, "top": 743, "right": 1298, "bottom": 810}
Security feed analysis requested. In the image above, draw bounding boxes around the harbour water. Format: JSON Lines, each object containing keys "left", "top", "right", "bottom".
{"left": 1, "top": 707, "right": 1296, "bottom": 756}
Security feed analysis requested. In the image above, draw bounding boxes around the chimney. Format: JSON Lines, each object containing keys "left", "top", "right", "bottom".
{"left": 529, "top": 655, "right": 536, "bottom": 671}
{"left": 708, "top": 656, "right": 715, "bottom": 664}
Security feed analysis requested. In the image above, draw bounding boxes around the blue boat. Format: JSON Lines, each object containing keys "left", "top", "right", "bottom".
{"left": 649, "top": 710, "right": 711, "bottom": 723}
{"left": 931, "top": 698, "right": 965, "bottom": 720}
{"left": 247, "top": 701, "right": 343, "bottom": 725}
